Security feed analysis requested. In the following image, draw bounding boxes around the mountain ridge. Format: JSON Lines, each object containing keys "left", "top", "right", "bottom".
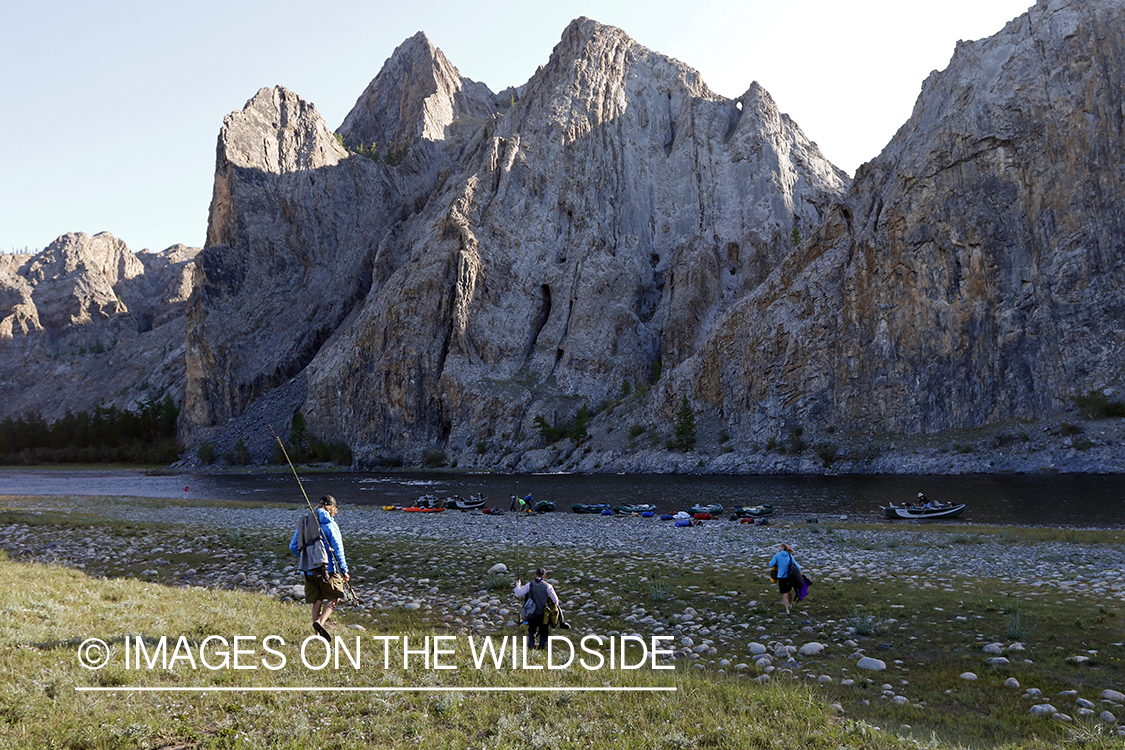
{"left": 3, "top": 3, "right": 1122, "bottom": 475}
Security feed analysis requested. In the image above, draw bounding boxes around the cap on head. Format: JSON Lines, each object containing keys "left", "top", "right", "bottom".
{"left": 320, "top": 495, "right": 337, "bottom": 507}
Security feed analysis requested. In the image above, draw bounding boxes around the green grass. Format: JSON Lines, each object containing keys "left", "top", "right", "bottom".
{"left": 3, "top": 498, "right": 1125, "bottom": 748}
{"left": 4, "top": 556, "right": 937, "bottom": 750}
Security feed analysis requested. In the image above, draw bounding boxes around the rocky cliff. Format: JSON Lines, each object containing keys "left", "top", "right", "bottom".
{"left": 694, "top": 0, "right": 1125, "bottom": 445}
{"left": 0, "top": 232, "right": 198, "bottom": 421}
{"left": 176, "top": 1, "right": 1125, "bottom": 472}
{"left": 184, "top": 17, "right": 849, "bottom": 465}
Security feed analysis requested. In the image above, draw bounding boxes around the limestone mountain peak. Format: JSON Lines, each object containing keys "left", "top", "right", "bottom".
{"left": 337, "top": 30, "right": 495, "bottom": 155}
{"left": 0, "top": 233, "right": 199, "bottom": 423}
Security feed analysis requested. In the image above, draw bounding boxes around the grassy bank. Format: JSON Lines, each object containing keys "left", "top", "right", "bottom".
{"left": 9, "top": 556, "right": 922, "bottom": 750}
{"left": 3, "top": 497, "right": 1125, "bottom": 748}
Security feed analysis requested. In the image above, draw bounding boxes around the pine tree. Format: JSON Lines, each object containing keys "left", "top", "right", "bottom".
{"left": 674, "top": 396, "right": 696, "bottom": 451}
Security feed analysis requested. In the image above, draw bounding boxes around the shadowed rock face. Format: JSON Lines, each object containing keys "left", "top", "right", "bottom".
{"left": 183, "top": 86, "right": 399, "bottom": 438}
{"left": 182, "top": 3, "right": 1124, "bottom": 467}
{"left": 0, "top": 232, "right": 198, "bottom": 421}
{"left": 297, "top": 17, "right": 848, "bottom": 464}
{"left": 696, "top": 0, "right": 1125, "bottom": 439}
{"left": 179, "top": 16, "right": 847, "bottom": 462}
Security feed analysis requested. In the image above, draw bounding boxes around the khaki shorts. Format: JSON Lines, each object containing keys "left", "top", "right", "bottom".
{"left": 304, "top": 570, "right": 346, "bottom": 602}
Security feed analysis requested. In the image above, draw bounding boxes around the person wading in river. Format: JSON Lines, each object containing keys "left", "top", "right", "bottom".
{"left": 290, "top": 495, "right": 350, "bottom": 639}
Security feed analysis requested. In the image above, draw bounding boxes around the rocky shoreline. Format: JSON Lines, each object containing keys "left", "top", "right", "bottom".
{"left": 504, "top": 415, "right": 1125, "bottom": 476}
{"left": 185, "top": 395, "right": 1125, "bottom": 475}
{"left": 5, "top": 496, "right": 1125, "bottom": 731}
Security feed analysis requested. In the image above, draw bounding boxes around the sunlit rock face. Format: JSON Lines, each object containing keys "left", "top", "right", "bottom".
{"left": 0, "top": 232, "right": 199, "bottom": 421}
{"left": 696, "top": 0, "right": 1125, "bottom": 442}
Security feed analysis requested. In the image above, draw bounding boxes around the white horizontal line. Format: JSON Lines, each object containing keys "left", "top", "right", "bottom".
{"left": 76, "top": 686, "right": 675, "bottom": 693}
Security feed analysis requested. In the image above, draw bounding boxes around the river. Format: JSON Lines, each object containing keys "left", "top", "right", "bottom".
{"left": 1, "top": 469, "right": 1123, "bottom": 527}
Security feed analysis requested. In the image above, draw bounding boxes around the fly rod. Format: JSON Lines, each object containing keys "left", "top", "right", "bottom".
{"left": 270, "top": 425, "right": 358, "bottom": 604}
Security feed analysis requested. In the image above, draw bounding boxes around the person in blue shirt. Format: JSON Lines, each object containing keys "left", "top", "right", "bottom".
{"left": 768, "top": 543, "right": 801, "bottom": 615}
{"left": 290, "top": 495, "right": 350, "bottom": 639}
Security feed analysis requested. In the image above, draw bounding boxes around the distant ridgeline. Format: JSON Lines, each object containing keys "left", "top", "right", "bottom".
{"left": 0, "top": 396, "right": 179, "bottom": 465}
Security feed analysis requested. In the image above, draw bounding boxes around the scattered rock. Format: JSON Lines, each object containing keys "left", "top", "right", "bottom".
{"left": 960, "top": 672, "right": 979, "bottom": 681}
{"left": 1029, "top": 704, "right": 1058, "bottom": 717}
{"left": 857, "top": 657, "right": 886, "bottom": 671}
{"left": 798, "top": 642, "right": 825, "bottom": 657}
{"left": 1004, "top": 678, "right": 1021, "bottom": 689}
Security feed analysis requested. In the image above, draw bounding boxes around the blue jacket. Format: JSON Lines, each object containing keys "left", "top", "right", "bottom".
{"left": 769, "top": 550, "right": 799, "bottom": 579}
{"left": 289, "top": 507, "right": 348, "bottom": 575}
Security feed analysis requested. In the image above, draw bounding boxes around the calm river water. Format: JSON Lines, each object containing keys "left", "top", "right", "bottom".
{"left": 1, "top": 470, "right": 1123, "bottom": 527}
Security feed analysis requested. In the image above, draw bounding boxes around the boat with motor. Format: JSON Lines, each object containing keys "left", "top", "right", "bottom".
{"left": 447, "top": 494, "right": 487, "bottom": 510}
{"left": 733, "top": 505, "right": 773, "bottom": 518}
{"left": 612, "top": 504, "right": 657, "bottom": 514}
{"left": 688, "top": 503, "right": 723, "bottom": 515}
{"left": 414, "top": 494, "right": 443, "bottom": 509}
{"left": 571, "top": 503, "right": 611, "bottom": 514}
{"left": 883, "top": 502, "right": 966, "bottom": 519}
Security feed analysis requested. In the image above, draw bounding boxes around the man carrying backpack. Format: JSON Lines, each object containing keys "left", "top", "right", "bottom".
{"left": 514, "top": 567, "right": 559, "bottom": 650}
{"left": 289, "top": 495, "right": 350, "bottom": 639}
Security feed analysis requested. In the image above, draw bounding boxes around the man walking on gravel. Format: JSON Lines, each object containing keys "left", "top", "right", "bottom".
{"left": 514, "top": 567, "right": 559, "bottom": 650}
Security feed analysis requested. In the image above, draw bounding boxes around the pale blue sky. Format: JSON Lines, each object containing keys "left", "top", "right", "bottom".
{"left": 2, "top": 0, "right": 1033, "bottom": 254}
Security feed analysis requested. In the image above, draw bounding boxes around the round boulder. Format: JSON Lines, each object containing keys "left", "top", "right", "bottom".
{"left": 857, "top": 657, "right": 886, "bottom": 671}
